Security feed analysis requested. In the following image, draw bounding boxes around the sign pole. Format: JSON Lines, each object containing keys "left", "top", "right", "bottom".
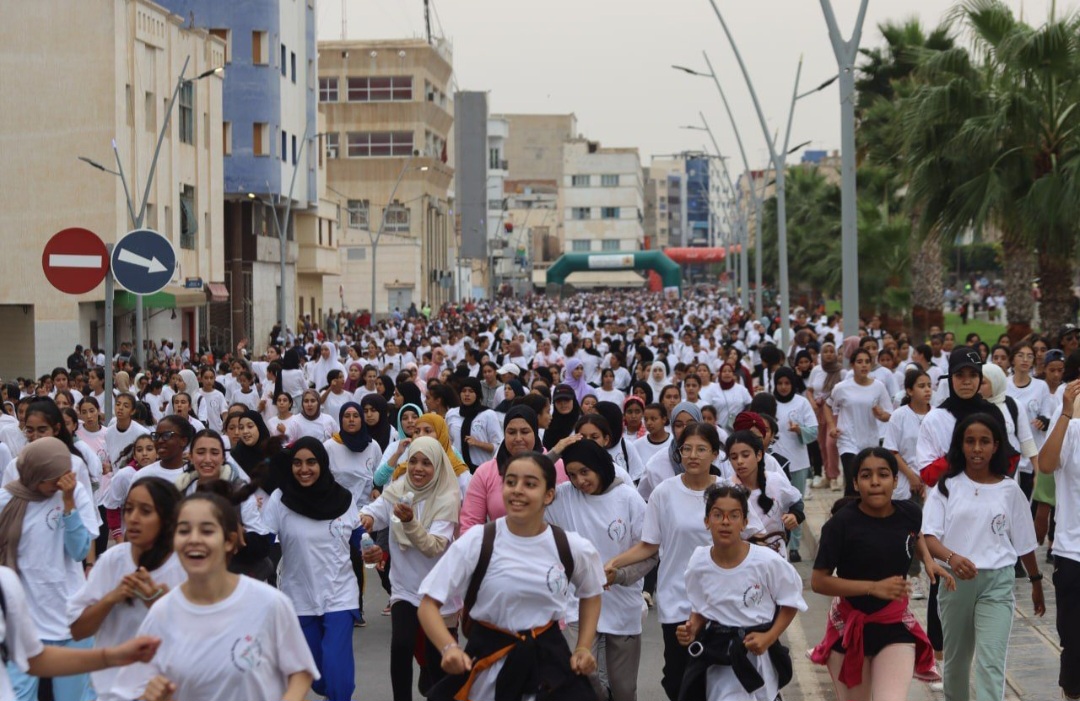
{"left": 103, "top": 243, "right": 115, "bottom": 424}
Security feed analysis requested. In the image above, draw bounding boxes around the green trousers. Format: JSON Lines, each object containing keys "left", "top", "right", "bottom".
{"left": 938, "top": 565, "right": 1015, "bottom": 701}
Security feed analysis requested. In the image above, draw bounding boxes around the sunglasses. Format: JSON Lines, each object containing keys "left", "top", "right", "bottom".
{"left": 150, "top": 430, "right": 178, "bottom": 442}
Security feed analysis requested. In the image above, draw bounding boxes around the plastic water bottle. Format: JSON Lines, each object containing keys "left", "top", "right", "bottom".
{"left": 360, "top": 532, "right": 377, "bottom": 569}
{"left": 391, "top": 491, "right": 415, "bottom": 524}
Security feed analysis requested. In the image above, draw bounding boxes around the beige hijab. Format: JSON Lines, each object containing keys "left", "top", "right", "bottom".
{"left": 0, "top": 438, "right": 73, "bottom": 572}
{"left": 384, "top": 436, "right": 461, "bottom": 551}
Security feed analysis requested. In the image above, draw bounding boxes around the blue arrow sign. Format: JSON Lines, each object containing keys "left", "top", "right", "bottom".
{"left": 111, "top": 229, "right": 176, "bottom": 295}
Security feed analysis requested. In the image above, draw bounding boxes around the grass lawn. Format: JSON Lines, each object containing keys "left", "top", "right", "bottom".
{"left": 819, "top": 301, "right": 1007, "bottom": 341}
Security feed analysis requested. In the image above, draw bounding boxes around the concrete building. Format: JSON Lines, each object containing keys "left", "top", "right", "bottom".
{"left": 0, "top": 0, "right": 225, "bottom": 377}
{"left": 154, "top": 0, "right": 323, "bottom": 347}
{"left": 498, "top": 114, "right": 577, "bottom": 181}
{"left": 319, "top": 38, "right": 455, "bottom": 316}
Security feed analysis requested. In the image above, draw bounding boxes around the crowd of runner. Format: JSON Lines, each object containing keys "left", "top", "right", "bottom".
{"left": 0, "top": 289, "right": 1076, "bottom": 701}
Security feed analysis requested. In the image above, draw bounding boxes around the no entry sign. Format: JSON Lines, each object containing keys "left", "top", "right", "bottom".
{"left": 42, "top": 228, "right": 109, "bottom": 294}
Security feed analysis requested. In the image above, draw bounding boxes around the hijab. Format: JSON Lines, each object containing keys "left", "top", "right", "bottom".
{"left": 562, "top": 358, "right": 592, "bottom": 403}
{"left": 982, "top": 363, "right": 1008, "bottom": 407}
{"left": 115, "top": 371, "right": 131, "bottom": 393}
{"left": 299, "top": 389, "right": 322, "bottom": 421}
{"left": 794, "top": 350, "right": 814, "bottom": 381}
{"left": 494, "top": 378, "right": 526, "bottom": 413}
{"left": 939, "top": 347, "right": 1001, "bottom": 426}
{"left": 668, "top": 401, "right": 704, "bottom": 471}
{"left": 178, "top": 369, "right": 198, "bottom": 394}
{"left": 594, "top": 401, "right": 626, "bottom": 446}
{"left": 0, "top": 438, "right": 74, "bottom": 572}
{"left": 624, "top": 395, "right": 648, "bottom": 439}
{"left": 378, "top": 374, "right": 396, "bottom": 402}
{"left": 310, "top": 342, "right": 345, "bottom": 391}
{"left": 391, "top": 413, "right": 468, "bottom": 479}
{"left": 494, "top": 405, "right": 543, "bottom": 474}
{"left": 359, "top": 394, "right": 393, "bottom": 450}
{"left": 230, "top": 410, "right": 271, "bottom": 473}
{"left": 383, "top": 437, "right": 462, "bottom": 551}
{"left": 718, "top": 363, "right": 736, "bottom": 390}
{"left": 344, "top": 361, "right": 364, "bottom": 392}
{"left": 276, "top": 437, "right": 352, "bottom": 521}
{"left": 562, "top": 439, "right": 617, "bottom": 494}
{"left": 457, "top": 377, "right": 489, "bottom": 471}
{"left": 647, "top": 361, "right": 670, "bottom": 399}
{"left": 543, "top": 386, "right": 582, "bottom": 451}
{"left": 332, "top": 401, "right": 372, "bottom": 453}
{"left": 396, "top": 403, "right": 423, "bottom": 440}
{"left": 397, "top": 381, "right": 424, "bottom": 412}
{"left": 772, "top": 366, "right": 804, "bottom": 403}
{"left": 820, "top": 342, "right": 844, "bottom": 396}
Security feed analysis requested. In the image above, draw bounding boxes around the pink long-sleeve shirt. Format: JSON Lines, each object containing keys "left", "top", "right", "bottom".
{"left": 458, "top": 455, "right": 569, "bottom": 534}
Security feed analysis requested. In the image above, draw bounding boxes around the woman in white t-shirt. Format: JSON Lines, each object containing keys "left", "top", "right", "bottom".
{"left": 109, "top": 490, "right": 318, "bottom": 701}
{"left": 825, "top": 348, "right": 892, "bottom": 497}
{"left": 713, "top": 363, "right": 752, "bottom": 431}
{"left": 260, "top": 437, "right": 361, "bottom": 701}
{"left": 417, "top": 452, "right": 604, "bottom": 701}
{"left": 883, "top": 368, "right": 933, "bottom": 503}
{"left": 360, "top": 437, "right": 461, "bottom": 701}
{"left": 922, "top": 413, "right": 1044, "bottom": 701}
{"left": 106, "top": 416, "right": 195, "bottom": 513}
{"left": 0, "top": 437, "right": 99, "bottom": 701}
{"left": 68, "top": 477, "right": 187, "bottom": 701}
{"left": 722, "top": 431, "right": 804, "bottom": 560}
{"left": 546, "top": 440, "right": 647, "bottom": 701}
{"left": 290, "top": 390, "right": 338, "bottom": 442}
{"left": 593, "top": 369, "right": 626, "bottom": 406}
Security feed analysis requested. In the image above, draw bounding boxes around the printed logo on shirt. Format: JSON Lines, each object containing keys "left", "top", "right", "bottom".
{"left": 990, "top": 514, "right": 1008, "bottom": 536}
{"left": 742, "top": 583, "right": 765, "bottom": 608}
{"left": 230, "top": 634, "right": 264, "bottom": 672}
{"left": 328, "top": 517, "right": 350, "bottom": 540}
{"left": 606, "top": 518, "right": 628, "bottom": 542}
{"left": 546, "top": 562, "right": 569, "bottom": 596}
{"left": 44, "top": 505, "right": 63, "bottom": 531}
{"left": 905, "top": 532, "right": 916, "bottom": 560}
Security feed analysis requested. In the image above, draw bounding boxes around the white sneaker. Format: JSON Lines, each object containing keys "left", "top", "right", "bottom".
{"left": 910, "top": 577, "right": 926, "bottom": 600}
{"left": 930, "top": 680, "right": 944, "bottom": 692}
{"left": 811, "top": 476, "right": 828, "bottom": 489}
{"left": 642, "top": 591, "right": 654, "bottom": 608}
{"left": 830, "top": 478, "right": 843, "bottom": 491}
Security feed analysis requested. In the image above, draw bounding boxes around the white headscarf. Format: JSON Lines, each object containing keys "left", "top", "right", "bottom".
{"left": 647, "top": 361, "right": 669, "bottom": 399}
{"left": 309, "top": 341, "right": 345, "bottom": 392}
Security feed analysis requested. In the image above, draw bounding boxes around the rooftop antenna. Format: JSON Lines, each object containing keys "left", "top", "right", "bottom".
{"left": 341, "top": 0, "right": 347, "bottom": 40}
{"left": 424, "top": 0, "right": 433, "bottom": 44}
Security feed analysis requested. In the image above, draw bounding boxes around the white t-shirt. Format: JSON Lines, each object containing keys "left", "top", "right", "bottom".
{"left": 452, "top": 410, "right": 502, "bottom": 467}
{"left": 418, "top": 518, "right": 604, "bottom": 701}
{"left": 923, "top": 472, "right": 1038, "bottom": 570}
{"left": 714, "top": 471, "right": 802, "bottom": 559}
{"left": 546, "top": 482, "right": 646, "bottom": 635}
{"left": 67, "top": 545, "right": 188, "bottom": 701}
{"left": 0, "top": 567, "right": 45, "bottom": 699}
{"left": 320, "top": 391, "right": 352, "bottom": 424}
{"left": 0, "top": 484, "right": 97, "bottom": 640}
{"left": 772, "top": 395, "right": 817, "bottom": 472}
{"left": 1, "top": 454, "right": 100, "bottom": 528}
{"left": 608, "top": 438, "right": 645, "bottom": 483}
{"left": 229, "top": 388, "right": 260, "bottom": 413}
{"left": 828, "top": 379, "right": 892, "bottom": 455}
{"left": 594, "top": 388, "right": 626, "bottom": 406}
{"left": 632, "top": 433, "right": 672, "bottom": 467}
{"left": 104, "top": 462, "right": 187, "bottom": 510}
{"left": 195, "top": 389, "right": 227, "bottom": 432}
{"left": 104, "top": 422, "right": 152, "bottom": 471}
{"left": 289, "top": 414, "right": 338, "bottom": 442}
{"left": 360, "top": 496, "right": 456, "bottom": 612}
{"left": 713, "top": 385, "right": 752, "bottom": 431}
{"left": 109, "top": 576, "right": 319, "bottom": 701}
{"left": 260, "top": 490, "right": 360, "bottom": 616}
{"left": 1051, "top": 418, "right": 1080, "bottom": 563}
{"left": 323, "top": 439, "right": 380, "bottom": 510}
{"left": 915, "top": 408, "right": 956, "bottom": 473}
{"left": 882, "top": 404, "right": 929, "bottom": 501}
{"left": 685, "top": 545, "right": 807, "bottom": 701}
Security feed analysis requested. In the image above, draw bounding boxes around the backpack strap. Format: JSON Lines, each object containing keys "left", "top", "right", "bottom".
{"left": 462, "top": 522, "right": 497, "bottom": 633}
{"left": 550, "top": 524, "right": 575, "bottom": 582}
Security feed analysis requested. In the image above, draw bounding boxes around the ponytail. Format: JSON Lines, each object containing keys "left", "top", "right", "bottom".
{"left": 756, "top": 464, "right": 774, "bottom": 514}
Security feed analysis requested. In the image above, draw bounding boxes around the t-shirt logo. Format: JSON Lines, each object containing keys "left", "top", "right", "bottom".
{"left": 44, "top": 505, "right": 62, "bottom": 531}
{"left": 905, "top": 532, "right": 916, "bottom": 560}
{"left": 990, "top": 514, "right": 1008, "bottom": 536}
{"left": 230, "top": 634, "right": 264, "bottom": 672}
{"left": 742, "top": 583, "right": 764, "bottom": 608}
{"left": 546, "top": 563, "right": 569, "bottom": 596}
{"left": 328, "top": 517, "right": 350, "bottom": 540}
{"left": 607, "top": 518, "right": 628, "bottom": 542}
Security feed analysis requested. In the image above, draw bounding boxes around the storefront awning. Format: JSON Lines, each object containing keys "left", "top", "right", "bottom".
{"left": 113, "top": 286, "right": 208, "bottom": 310}
{"left": 205, "top": 282, "right": 229, "bottom": 303}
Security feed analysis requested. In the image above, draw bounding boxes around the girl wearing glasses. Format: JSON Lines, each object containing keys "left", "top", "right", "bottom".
{"left": 722, "top": 431, "right": 804, "bottom": 560}
{"left": 106, "top": 417, "right": 194, "bottom": 514}
{"left": 676, "top": 483, "right": 806, "bottom": 701}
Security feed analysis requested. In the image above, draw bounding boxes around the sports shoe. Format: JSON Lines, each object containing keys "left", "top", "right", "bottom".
{"left": 830, "top": 478, "right": 843, "bottom": 491}
{"left": 788, "top": 551, "right": 802, "bottom": 563}
{"left": 910, "top": 577, "right": 926, "bottom": 600}
{"left": 382, "top": 604, "right": 392, "bottom": 616}
{"left": 930, "top": 680, "right": 944, "bottom": 692}
{"left": 355, "top": 613, "right": 367, "bottom": 628}
{"left": 811, "top": 476, "right": 828, "bottom": 489}
{"left": 642, "top": 591, "right": 654, "bottom": 608}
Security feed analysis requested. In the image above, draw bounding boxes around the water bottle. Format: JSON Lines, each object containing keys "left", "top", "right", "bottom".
{"left": 360, "top": 532, "right": 377, "bottom": 569}
{"left": 391, "top": 491, "right": 415, "bottom": 524}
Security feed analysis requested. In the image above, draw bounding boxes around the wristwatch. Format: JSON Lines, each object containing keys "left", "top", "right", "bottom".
{"left": 1029, "top": 572, "right": 1044, "bottom": 583}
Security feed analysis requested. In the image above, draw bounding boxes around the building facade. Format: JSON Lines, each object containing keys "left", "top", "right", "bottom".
{"left": 319, "top": 38, "right": 455, "bottom": 316}
{"left": 0, "top": 0, "right": 225, "bottom": 377}
{"left": 562, "top": 140, "right": 644, "bottom": 254}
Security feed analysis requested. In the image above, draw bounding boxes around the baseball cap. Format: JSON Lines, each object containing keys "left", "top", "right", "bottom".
{"left": 497, "top": 364, "right": 520, "bottom": 377}
{"left": 948, "top": 346, "right": 983, "bottom": 375}
{"left": 552, "top": 384, "right": 576, "bottom": 402}
{"left": 1059, "top": 324, "right": 1078, "bottom": 340}
{"left": 1044, "top": 349, "right": 1066, "bottom": 364}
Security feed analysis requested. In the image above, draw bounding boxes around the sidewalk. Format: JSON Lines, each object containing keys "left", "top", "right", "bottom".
{"left": 782, "top": 486, "right": 1059, "bottom": 701}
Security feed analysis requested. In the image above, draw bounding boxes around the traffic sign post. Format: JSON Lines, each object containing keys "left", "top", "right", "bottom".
{"left": 42, "top": 228, "right": 109, "bottom": 294}
{"left": 103, "top": 244, "right": 114, "bottom": 424}
{"left": 111, "top": 229, "right": 176, "bottom": 295}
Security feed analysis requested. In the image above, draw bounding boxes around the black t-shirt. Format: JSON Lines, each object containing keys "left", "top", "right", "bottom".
{"left": 813, "top": 499, "right": 922, "bottom": 613}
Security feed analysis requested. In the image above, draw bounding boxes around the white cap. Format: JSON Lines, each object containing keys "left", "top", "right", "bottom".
{"left": 497, "top": 364, "right": 521, "bottom": 377}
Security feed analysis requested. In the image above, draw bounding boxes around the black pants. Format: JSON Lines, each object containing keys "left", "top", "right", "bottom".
{"left": 644, "top": 561, "right": 658, "bottom": 596}
{"left": 661, "top": 622, "right": 688, "bottom": 701}
{"left": 841, "top": 452, "right": 858, "bottom": 497}
{"left": 927, "top": 579, "right": 942, "bottom": 652}
{"left": 349, "top": 548, "right": 365, "bottom": 613}
{"left": 1055, "top": 555, "right": 1080, "bottom": 696}
{"left": 390, "top": 600, "right": 449, "bottom": 701}
{"left": 808, "top": 440, "right": 823, "bottom": 478}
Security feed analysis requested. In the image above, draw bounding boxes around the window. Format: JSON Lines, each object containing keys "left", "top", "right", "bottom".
{"left": 223, "top": 121, "right": 232, "bottom": 155}
{"left": 178, "top": 82, "right": 193, "bottom": 144}
{"left": 488, "top": 199, "right": 505, "bottom": 211}
{"left": 281, "top": 130, "right": 288, "bottom": 162}
{"left": 571, "top": 240, "right": 590, "bottom": 252}
{"left": 571, "top": 174, "right": 590, "bottom": 187}
{"left": 346, "top": 247, "right": 367, "bottom": 261}
{"left": 572, "top": 207, "right": 591, "bottom": 220}
{"left": 179, "top": 185, "right": 197, "bottom": 249}
{"left": 346, "top": 131, "right": 414, "bottom": 158}
{"left": 601, "top": 174, "right": 619, "bottom": 187}
{"left": 144, "top": 91, "right": 154, "bottom": 132}
{"left": 324, "top": 132, "right": 339, "bottom": 159}
{"left": 601, "top": 207, "right": 620, "bottom": 220}
{"left": 209, "top": 29, "right": 231, "bottom": 63}
{"left": 319, "top": 77, "right": 338, "bottom": 102}
{"left": 346, "top": 199, "right": 369, "bottom": 229}
{"left": 346, "top": 76, "right": 412, "bottom": 102}
{"left": 489, "top": 148, "right": 501, "bottom": 170}
{"left": 291, "top": 134, "right": 297, "bottom": 165}
{"left": 601, "top": 240, "right": 620, "bottom": 251}
{"left": 280, "top": 45, "right": 287, "bottom": 76}
{"left": 290, "top": 52, "right": 296, "bottom": 83}
{"left": 253, "top": 122, "right": 268, "bottom": 156}
{"left": 384, "top": 202, "right": 410, "bottom": 233}
{"left": 252, "top": 31, "right": 268, "bottom": 64}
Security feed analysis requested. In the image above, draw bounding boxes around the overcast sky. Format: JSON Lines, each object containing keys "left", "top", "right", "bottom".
{"left": 318, "top": 0, "right": 1060, "bottom": 171}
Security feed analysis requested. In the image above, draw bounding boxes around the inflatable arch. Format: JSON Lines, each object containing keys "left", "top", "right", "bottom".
{"left": 545, "top": 251, "right": 682, "bottom": 297}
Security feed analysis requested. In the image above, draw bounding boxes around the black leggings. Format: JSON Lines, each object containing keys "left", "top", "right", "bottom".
{"left": 390, "top": 600, "right": 450, "bottom": 701}
{"left": 661, "top": 622, "right": 688, "bottom": 701}
{"left": 841, "top": 452, "right": 858, "bottom": 497}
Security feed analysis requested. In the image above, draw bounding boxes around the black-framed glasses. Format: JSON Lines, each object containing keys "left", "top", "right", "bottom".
{"left": 151, "top": 430, "right": 178, "bottom": 442}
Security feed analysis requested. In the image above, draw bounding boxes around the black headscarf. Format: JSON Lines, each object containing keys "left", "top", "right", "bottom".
{"left": 336, "top": 402, "right": 372, "bottom": 452}
{"left": 494, "top": 379, "right": 526, "bottom": 413}
{"left": 283, "top": 348, "right": 302, "bottom": 371}
{"left": 458, "top": 377, "right": 488, "bottom": 471}
{"left": 359, "top": 394, "right": 392, "bottom": 450}
{"left": 276, "top": 437, "right": 352, "bottom": 521}
{"left": 794, "top": 350, "right": 814, "bottom": 381}
{"left": 562, "top": 439, "right": 617, "bottom": 493}
{"left": 594, "top": 401, "right": 626, "bottom": 446}
{"left": 378, "top": 374, "right": 396, "bottom": 402}
{"left": 772, "top": 367, "right": 804, "bottom": 403}
{"left": 543, "top": 385, "right": 582, "bottom": 451}
{"left": 397, "top": 381, "right": 423, "bottom": 411}
{"left": 494, "top": 405, "right": 543, "bottom": 474}
{"left": 939, "top": 347, "right": 1000, "bottom": 425}
{"left": 230, "top": 410, "right": 271, "bottom": 474}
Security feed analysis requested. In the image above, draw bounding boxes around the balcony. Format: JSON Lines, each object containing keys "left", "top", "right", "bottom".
{"left": 298, "top": 244, "right": 342, "bottom": 276}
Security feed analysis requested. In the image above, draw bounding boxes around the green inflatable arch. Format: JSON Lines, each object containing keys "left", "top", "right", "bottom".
{"left": 545, "top": 251, "right": 682, "bottom": 296}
